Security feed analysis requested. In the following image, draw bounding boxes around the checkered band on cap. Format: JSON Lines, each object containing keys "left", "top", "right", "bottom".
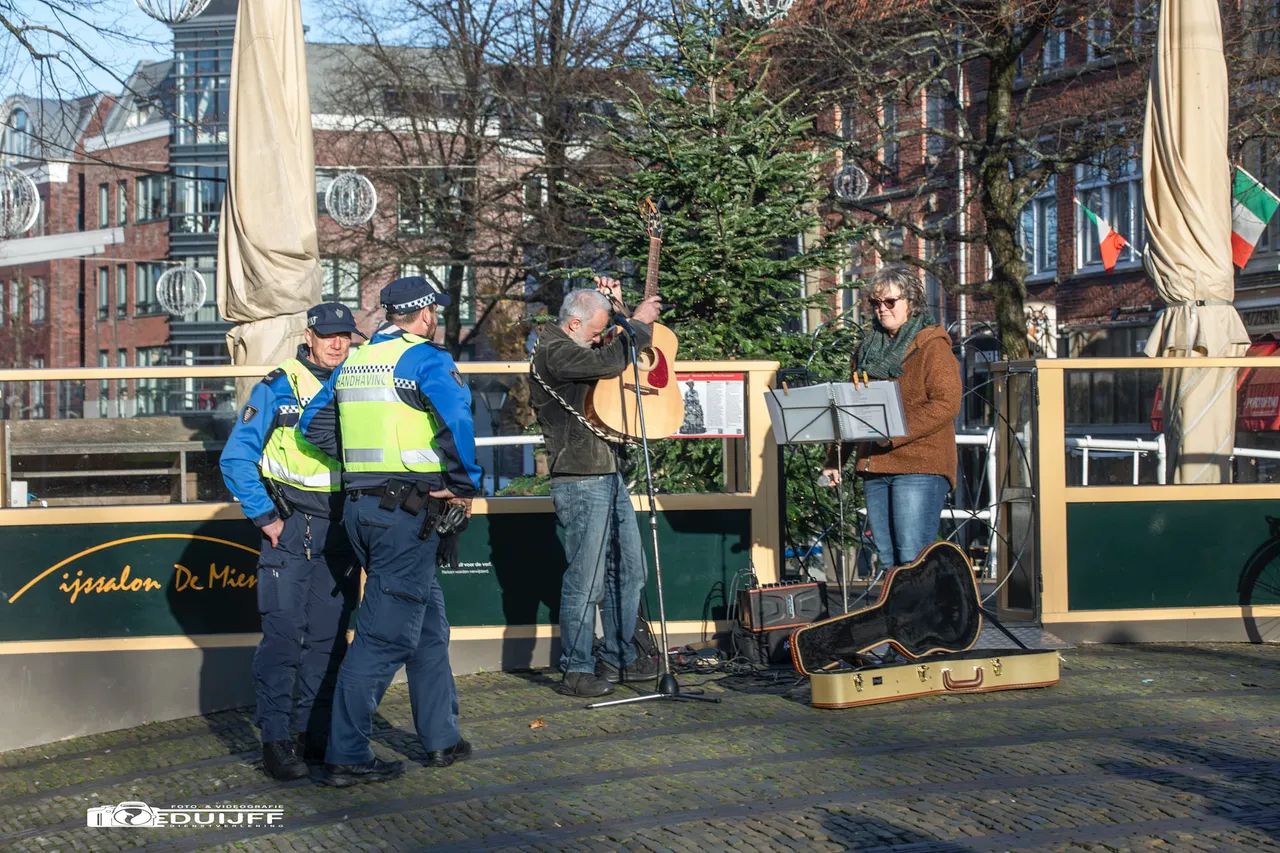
{"left": 383, "top": 293, "right": 438, "bottom": 312}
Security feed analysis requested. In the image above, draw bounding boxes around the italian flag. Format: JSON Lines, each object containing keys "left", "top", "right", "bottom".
{"left": 1076, "top": 199, "right": 1129, "bottom": 272}
{"left": 1232, "top": 166, "right": 1280, "bottom": 268}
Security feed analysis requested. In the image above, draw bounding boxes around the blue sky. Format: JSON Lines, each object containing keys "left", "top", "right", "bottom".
{"left": 5, "top": 0, "right": 334, "bottom": 101}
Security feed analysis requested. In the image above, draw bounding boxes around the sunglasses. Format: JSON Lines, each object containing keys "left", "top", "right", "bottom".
{"left": 867, "top": 297, "right": 901, "bottom": 311}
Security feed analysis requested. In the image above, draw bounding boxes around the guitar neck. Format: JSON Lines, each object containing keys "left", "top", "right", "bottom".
{"left": 644, "top": 236, "right": 662, "bottom": 300}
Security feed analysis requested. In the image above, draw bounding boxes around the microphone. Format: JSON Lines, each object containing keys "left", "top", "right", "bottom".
{"left": 612, "top": 312, "right": 636, "bottom": 335}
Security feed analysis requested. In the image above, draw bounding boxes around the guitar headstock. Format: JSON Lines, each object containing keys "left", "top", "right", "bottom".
{"left": 639, "top": 198, "right": 663, "bottom": 241}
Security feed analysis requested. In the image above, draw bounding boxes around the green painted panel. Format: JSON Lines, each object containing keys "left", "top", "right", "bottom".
{"left": 0, "top": 519, "right": 263, "bottom": 641}
{"left": 1066, "top": 500, "right": 1280, "bottom": 610}
{"left": 440, "top": 509, "right": 751, "bottom": 626}
{"left": 0, "top": 509, "right": 752, "bottom": 641}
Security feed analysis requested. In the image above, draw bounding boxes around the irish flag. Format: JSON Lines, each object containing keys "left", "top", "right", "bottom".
{"left": 1232, "top": 166, "right": 1280, "bottom": 268}
{"left": 1076, "top": 199, "right": 1129, "bottom": 272}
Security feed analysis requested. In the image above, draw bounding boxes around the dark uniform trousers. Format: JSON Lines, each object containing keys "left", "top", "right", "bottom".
{"left": 253, "top": 510, "right": 357, "bottom": 744}
{"left": 326, "top": 493, "right": 461, "bottom": 765}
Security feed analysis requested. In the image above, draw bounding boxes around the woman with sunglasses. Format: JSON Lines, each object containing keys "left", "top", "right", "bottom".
{"left": 821, "top": 265, "right": 962, "bottom": 573}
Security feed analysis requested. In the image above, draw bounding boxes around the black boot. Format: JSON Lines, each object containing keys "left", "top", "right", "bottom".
{"left": 262, "top": 740, "right": 308, "bottom": 781}
{"left": 424, "top": 739, "right": 473, "bottom": 768}
{"left": 559, "top": 671, "right": 615, "bottom": 697}
{"left": 321, "top": 758, "right": 405, "bottom": 788}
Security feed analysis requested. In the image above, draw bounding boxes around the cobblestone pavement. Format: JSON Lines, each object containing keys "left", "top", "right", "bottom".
{"left": 1, "top": 643, "right": 1278, "bottom": 852}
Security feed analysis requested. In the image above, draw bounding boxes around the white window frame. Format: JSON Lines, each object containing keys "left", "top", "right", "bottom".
{"left": 1019, "top": 175, "right": 1058, "bottom": 279}
{"left": 1243, "top": 138, "right": 1279, "bottom": 263}
{"left": 923, "top": 216, "right": 948, "bottom": 323}
{"left": 136, "top": 174, "right": 169, "bottom": 223}
{"left": 876, "top": 228, "right": 904, "bottom": 267}
{"left": 97, "top": 268, "right": 110, "bottom": 320}
{"left": 1043, "top": 26, "right": 1066, "bottom": 70}
{"left": 1074, "top": 143, "right": 1143, "bottom": 272}
{"left": 881, "top": 99, "right": 899, "bottom": 175}
{"left": 136, "top": 262, "right": 162, "bottom": 314}
{"left": 30, "top": 277, "right": 46, "bottom": 324}
{"left": 925, "top": 87, "right": 946, "bottom": 160}
{"left": 1087, "top": 10, "right": 1113, "bottom": 61}
{"left": 116, "top": 266, "right": 128, "bottom": 317}
{"left": 1133, "top": 0, "right": 1158, "bottom": 45}
{"left": 316, "top": 169, "right": 337, "bottom": 218}
{"left": 98, "top": 350, "right": 110, "bottom": 418}
{"left": 399, "top": 262, "right": 476, "bottom": 325}
{"left": 320, "top": 257, "right": 362, "bottom": 308}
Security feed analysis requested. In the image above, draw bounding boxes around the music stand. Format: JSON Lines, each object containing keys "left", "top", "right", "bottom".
{"left": 765, "top": 381, "right": 907, "bottom": 613}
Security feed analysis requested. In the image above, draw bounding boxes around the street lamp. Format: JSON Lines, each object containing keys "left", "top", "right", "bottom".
{"left": 476, "top": 379, "right": 509, "bottom": 493}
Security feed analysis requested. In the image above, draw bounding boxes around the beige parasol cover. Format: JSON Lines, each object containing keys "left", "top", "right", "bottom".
{"left": 1141, "top": 0, "right": 1249, "bottom": 483}
{"left": 217, "top": 0, "right": 321, "bottom": 388}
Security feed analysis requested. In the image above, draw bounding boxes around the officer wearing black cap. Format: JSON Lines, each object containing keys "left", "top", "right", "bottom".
{"left": 300, "top": 276, "right": 481, "bottom": 788}
{"left": 220, "top": 302, "right": 367, "bottom": 781}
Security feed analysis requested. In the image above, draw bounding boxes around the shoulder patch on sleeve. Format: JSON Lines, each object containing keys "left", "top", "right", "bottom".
{"left": 241, "top": 404, "right": 259, "bottom": 424}
{"left": 450, "top": 369, "right": 465, "bottom": 387}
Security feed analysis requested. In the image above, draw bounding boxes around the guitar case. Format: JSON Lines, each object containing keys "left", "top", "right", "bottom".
{"left": 808, "top": 648, "right": 1060, "bottom": 709}
{"left": 790, "top": 540, "right": 982, "bottom": 676}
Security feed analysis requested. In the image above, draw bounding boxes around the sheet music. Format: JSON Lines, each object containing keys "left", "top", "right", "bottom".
{"left": 764, "top": 381, "right": 908, "bottom": 445}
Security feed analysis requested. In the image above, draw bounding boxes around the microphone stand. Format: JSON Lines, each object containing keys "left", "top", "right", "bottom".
{"left": 807, "top": 305, "right": 859, "bottom": 613}
{"left": 589, "top": 315, "right": 721, "bottom": 708}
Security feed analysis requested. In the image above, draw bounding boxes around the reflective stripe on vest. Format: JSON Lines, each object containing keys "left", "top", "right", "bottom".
{"left": 259, "top": 358, "right": 342, "bottom": 492}
{"left": 335, "top": 335, "right": 446, "bottom": 475}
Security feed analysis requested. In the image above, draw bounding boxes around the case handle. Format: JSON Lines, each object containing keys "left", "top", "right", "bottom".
{"left": 942, "top": 666, "right": 984, "bottom": 690}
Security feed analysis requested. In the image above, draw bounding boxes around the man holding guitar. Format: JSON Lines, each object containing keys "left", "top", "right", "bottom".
{"left": 530, "top": 278, "right": 663, "bottom": 697}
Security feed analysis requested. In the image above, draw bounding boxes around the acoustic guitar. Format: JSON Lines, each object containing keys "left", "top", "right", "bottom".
{"left": 790, "top": 541, "right": 983, "bottom": 676}
{"left": 588, "top": 200, "right": 685, "bottom": 440}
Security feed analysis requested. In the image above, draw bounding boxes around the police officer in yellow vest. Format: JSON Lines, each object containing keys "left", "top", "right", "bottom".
{"left": 219, "top": 302, "right": 365, "bottom": 782}
{"left": 300, "top": 276, "right": 481, "bottom": 788}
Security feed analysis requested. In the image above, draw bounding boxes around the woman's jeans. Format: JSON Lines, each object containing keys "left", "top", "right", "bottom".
{"left": 862, "top": 473, "right": 951, "bottom": 570}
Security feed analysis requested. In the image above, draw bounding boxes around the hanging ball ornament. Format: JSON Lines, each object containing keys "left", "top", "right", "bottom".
{"left": 833, "top": 162, "right": 870, "bottom": 203}
{"left": 0, "top": 167, "right": 41, "bottom": 238}
{"left": 740, "top": 0, "right": 795, "bottom": 21}
{"left": 156, "top": 266, "right": 208, "bottom": 317}
{"left": 134, "top": 0, "right": 213, "bottom": 24}
{"left": 325, "top": 171, "right": 378, "bottom": 228}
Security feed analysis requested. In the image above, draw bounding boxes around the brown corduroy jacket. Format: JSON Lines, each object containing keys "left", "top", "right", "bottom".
{"left": 825, "top": 324, "right": 962, "bottom": 489}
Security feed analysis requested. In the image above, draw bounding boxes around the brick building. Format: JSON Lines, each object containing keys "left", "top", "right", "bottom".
{"left": 805, "top": 3, "right": 1279, "bottom": 436}
{"left": 0, "top": 0, "right": 532, "bottom": 421}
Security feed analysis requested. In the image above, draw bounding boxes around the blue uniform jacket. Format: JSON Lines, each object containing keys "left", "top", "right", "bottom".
{"left": 299, "top": 329, "right": 483, "bottom": 498}
{"left": 219, "top": 347, "right": 339, "bottom": 526}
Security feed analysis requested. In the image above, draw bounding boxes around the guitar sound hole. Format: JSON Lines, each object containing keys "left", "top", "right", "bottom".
{"left": 637, "top": 347, "right": 657, "bottom": 370}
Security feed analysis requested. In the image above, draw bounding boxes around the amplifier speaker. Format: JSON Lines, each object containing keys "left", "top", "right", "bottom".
{"left": 731, "top": 622, "right": 795, "bottom": 666}
{"left": 737, "top": 581, "right": 828, "bottom": 633}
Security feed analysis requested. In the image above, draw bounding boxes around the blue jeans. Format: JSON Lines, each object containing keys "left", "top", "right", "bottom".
{"left": 862, "top": 474, "right": 950, "bottom": 569}
{"left": 327, "top": 495, "right": 460, "bottom": 765}
{"left": 550, "top": 472, "right": 648, "bottom": 674}
{"left": 253, "top": 511, "right": 356, "bottom": 744}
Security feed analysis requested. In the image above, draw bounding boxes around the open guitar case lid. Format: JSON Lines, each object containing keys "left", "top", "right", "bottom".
{"left": 790, "top": 541, "right": 988, "bottom": 676}
{"left": 788, "top": 542, "right": 1060, "bottom": 708}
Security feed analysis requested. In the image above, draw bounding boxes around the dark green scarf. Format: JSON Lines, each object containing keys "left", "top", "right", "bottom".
{"left": 857, "top": 312, "right": 934, "bottom": 380}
